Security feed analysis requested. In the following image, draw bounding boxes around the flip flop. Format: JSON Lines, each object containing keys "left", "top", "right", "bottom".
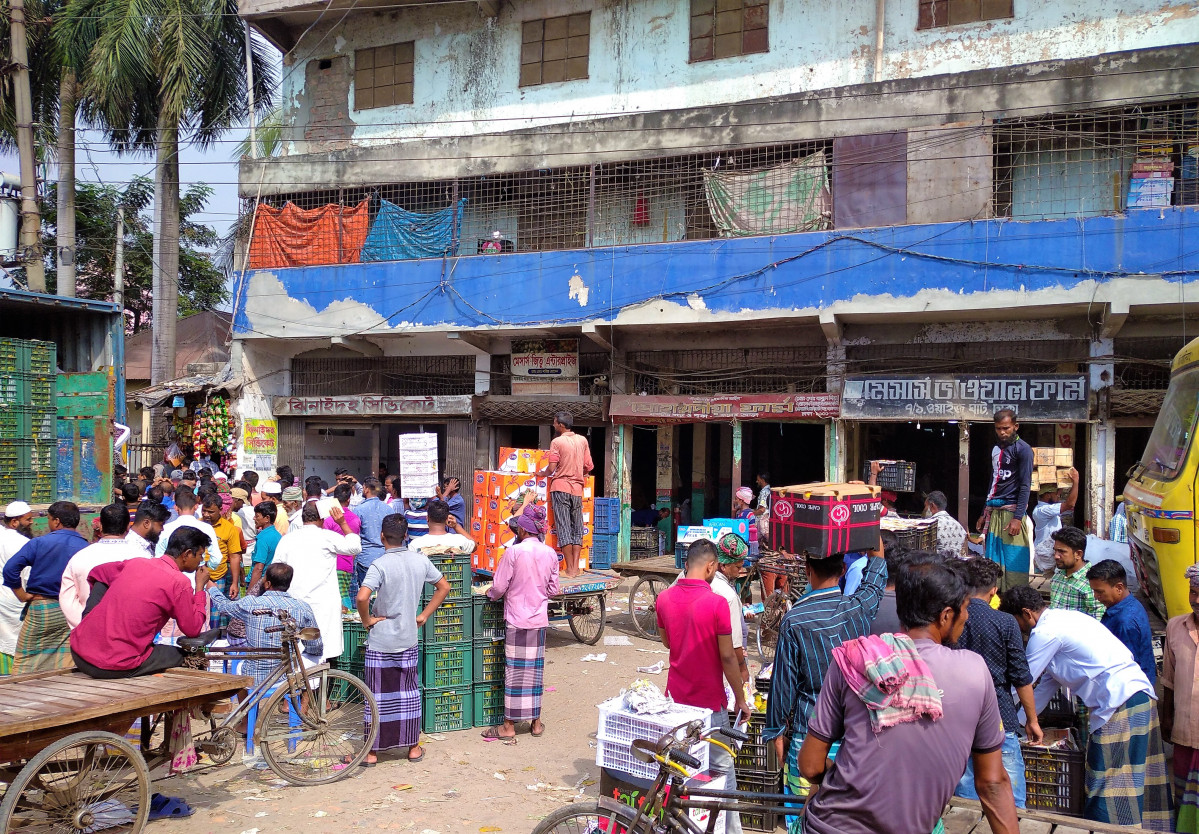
{"left": 146, "top": 794, "right": 194, "bottom": 821}
{"left": 407, "top": 747, "right": 424, "bottom": 763}
{"left": 480, "top": 727, "right": 515, "bottom": 741}
{"left": 530, "top": 723, "right": 545, "bottom": 738}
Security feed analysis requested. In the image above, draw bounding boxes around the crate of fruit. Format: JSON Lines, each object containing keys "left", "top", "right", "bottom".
{"left": 422, "top": 686, "right": 472, "bottom": 733}
{"left": 1022, "top": 728, "right": 1084, "bottom": 815}
{"left": 421, "top": 600, "right": 473, "bottom": 645}
{"left": 421, "top": 642, "right": 473, "bottom": 688}
{"left": 472, "top": 594, "right": 506, "bottom": 641}
{"left": 473, "top": 681, "right": 504, "bottom": 727}
{"left": 473, "top": 637, "right": 505, "bottom": 682}
{"left": 422, "top": 553, "right": 472, "bottom": 600}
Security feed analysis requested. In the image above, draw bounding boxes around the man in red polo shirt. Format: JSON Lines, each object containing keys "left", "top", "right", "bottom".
{"left": 656, "top": 538, "right": 752, "bottom": 834}
{"left": 69, "top": 526, "right": 211, "bottom": 678}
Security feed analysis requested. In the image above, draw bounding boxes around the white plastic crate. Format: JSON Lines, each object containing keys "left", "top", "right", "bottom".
{"left": 595, "top": 696, "right": 711, "bottom": 780}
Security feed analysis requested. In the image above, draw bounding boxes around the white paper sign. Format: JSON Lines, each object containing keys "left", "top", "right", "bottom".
{"left": 399, "top": 433, "right": 439, "bottom": 498}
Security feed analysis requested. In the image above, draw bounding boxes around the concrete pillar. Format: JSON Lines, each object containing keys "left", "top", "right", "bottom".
{"left": 474, "top": 353, "right": 490, "bottom": 395}
{"left": 613, "top": 424, "right": 632, "bottom": 561}
{"left": 656, "top": 424, "right": 674, "bottom": 546}
{"left": 958, "top": 421, "right": 971, "bottom": 529}
{"left": 691, "top": 422, "right": 707, "bottom": 524}
{"left": 828, "top": 420, "right": 848, "bottom": 482}
{"left": 732, "top": 420, "right": 743, "bottom": 494}
{"left": 1090, "top": 335, "right": 1116, "bottom": 536}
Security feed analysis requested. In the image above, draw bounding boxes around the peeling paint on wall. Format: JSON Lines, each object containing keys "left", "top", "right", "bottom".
{"left": 568, "top": 272, "right": 590, "bottom": 306}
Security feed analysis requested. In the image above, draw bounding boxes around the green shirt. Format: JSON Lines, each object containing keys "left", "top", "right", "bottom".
{"left": 1049, "top": 562, "right": 1106, "bottom": 619}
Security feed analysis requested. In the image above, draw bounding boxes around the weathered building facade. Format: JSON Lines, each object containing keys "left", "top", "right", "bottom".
{"left": 234, "top": 0, "right": 1199, "bottom": 548}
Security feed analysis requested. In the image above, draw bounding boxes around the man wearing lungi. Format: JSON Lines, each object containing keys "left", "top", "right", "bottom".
{"left": 357, "top": 514, "right": 451, "bottom": 764}
{"left": 1001, "top": 585, "right": 1171, "bottom": 829}
{"left": 482, "top": 504, "right": 560, "bottom": 740}
{"left": 978, "top": 409, "right": 1034, "bottom": 591}
{"left": 2, "top": 501, "right": 88, "bottom": 673}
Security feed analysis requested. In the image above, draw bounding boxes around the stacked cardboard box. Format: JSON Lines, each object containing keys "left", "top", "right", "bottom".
{"left": 471, "top": 448, "right": 595, "bottom": 572}
{"left": 1031, "top": 447, "right": 1074, "bottom": 490}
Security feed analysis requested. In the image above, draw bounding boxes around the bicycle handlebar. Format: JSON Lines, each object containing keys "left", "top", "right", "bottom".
{"left": 667, "top": 748, "right": 702, "bottom": 769}
{"left": 716, "top": 725, "right": 750, "bottom": 743}
{"left": 264, "top": 625, "right": 284, "bottom": 633}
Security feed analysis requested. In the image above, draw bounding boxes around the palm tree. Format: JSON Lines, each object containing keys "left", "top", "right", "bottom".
{"left": 57, "top": 0, "right": 275, "bottom": 383}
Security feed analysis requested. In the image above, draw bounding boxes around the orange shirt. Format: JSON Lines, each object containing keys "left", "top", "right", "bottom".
{"left": 548, "top": 431, "right": 593, "bottom": 496}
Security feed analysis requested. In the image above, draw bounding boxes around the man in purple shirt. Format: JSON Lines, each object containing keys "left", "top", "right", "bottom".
{"left": 799, "top": 559, "right": 1020, "bottom": 834}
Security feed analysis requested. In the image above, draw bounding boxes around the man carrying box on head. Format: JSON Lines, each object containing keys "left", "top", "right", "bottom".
{"left": 539, "top": 411, "right": 593, "bottom": 579}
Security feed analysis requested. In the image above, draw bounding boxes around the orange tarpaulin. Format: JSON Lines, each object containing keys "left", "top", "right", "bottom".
{"left": 248, "top": 199, "right": 370, "bottom": 269}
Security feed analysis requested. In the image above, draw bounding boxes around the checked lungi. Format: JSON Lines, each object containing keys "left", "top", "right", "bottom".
{"left": 1174, "top": 745, "right": 1199, "bottom": 833}
{"left": 210, "top": 573, "right": 234, "bottom": 630}
{"left": 363, "top": 645, "right": 421, "bottom": 751}
{"left": 13, "top": 599, "right": 72, "bottom": 674}
{"left": 504, "top": 627, "right": 546, "bottom": 722}
{"left": 337, "top": 570, "right": 353, "bottom": 610}
{"left": 984, "top": 501, "right": 1033, "bottom": 592}
{"left": 1084, "top": 690, "right": 1172, "bottom": 830}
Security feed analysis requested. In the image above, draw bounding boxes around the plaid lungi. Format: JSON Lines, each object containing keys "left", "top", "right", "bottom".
{"left": 0, "top": 652, "right": 11, "bottom": 675}
{"left": 13, "top": 600, "right": 73, "bottom": 674}
{"left": 504, "top": 627, "right": 546, "bottom": 722}
{"left": 363, "top": 645, "right": 421, "bottom": 751}
{"left": 210, "top": 574, "right": 233, "bottom": 629}
{"left": 337, "top": 570, "right": 353, "bottom": 610}
{"left": 1084, "top": 690, "right": 1172, "bottom": 830}
{"left": 1174, "top": 744, "right": 1199, "bottom": 833}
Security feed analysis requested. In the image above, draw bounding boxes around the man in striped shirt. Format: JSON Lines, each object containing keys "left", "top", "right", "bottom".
{"left": 765, "top": 540, "right": 887, "bottom": 788}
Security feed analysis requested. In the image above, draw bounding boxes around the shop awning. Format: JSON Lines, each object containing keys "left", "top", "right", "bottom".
{"left": 132, "top": 365, "right": 240, "bottom": 408}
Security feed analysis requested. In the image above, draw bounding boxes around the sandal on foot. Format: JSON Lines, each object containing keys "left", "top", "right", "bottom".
{"left": 531, "top": 722, "right": 545, "bottom": 737}
{"left": 407, "top": 747, "right": 425, "bottom": 763}
{"left": 480, "top": 726, "right": 514, "bottom": 741}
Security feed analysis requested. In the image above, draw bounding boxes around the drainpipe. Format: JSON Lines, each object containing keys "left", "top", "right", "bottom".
{"left": 874, "top": 0, "right": 886, "bottom": 82}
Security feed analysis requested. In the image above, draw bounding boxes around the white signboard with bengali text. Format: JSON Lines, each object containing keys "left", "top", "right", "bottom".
{"left": 399, "top": 432, "right": 439, "bottom": 498}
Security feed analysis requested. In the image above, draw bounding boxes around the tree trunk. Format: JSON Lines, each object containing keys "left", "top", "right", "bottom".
{"left": 150, "top": 112, "right": 180, "bottom": 386}
{"left": 55, "top": 69, "right": 77, "bottom": 297}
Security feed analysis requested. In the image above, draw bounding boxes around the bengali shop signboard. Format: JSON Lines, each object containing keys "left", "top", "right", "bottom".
{"left": 242, "top": 419, "right": 278, "bottom": 470}
{"left": 272, "top": 395, "right": 474, "bottom": 417}
{"left": 839, "top": 374, "right": 1089, "bottom": 421}
{"left": 511, "top": 339, "right": 579, "bottom": 395}
{"left": 609, "top": 393, "right": 841, "bottom": 424}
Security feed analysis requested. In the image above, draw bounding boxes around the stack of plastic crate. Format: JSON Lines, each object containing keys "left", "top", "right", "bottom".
{"left": 471, "top": 592, "right": 506, "bottom": 728}
{"left": 730, "top": 711, "right": 783, "bottom": 831}
{"left": 0, "top": 338, "right": 57, "bottom": 504}
{"left": 594, "top": 695, "right": 711, "bottom": 781}
{"left": 590, "top": 497, "right": 620, "bottom": 570}
{"left": 419, "top": 552, "right": 474, "bottom": 732}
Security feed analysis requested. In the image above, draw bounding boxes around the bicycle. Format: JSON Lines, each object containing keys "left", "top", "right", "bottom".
{"left": 751, "top": 552, "right": 808, "bottom": 662}
{"left": 174, "top": 608, "right": 379, "bottom": 785}
{"left": 532, "top": 719, "right": 796, "bottom": 834}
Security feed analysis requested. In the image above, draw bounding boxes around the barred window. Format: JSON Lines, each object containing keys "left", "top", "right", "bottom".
{"left": 917, "top": 0, "right": 1013, "bottom": 29}
{"left": 354, "top": 42, "right": 414, "bottom": 110}
{"left": 520, "top": 13, "right": 590, "bottom": 87}
{"left": 690, "top": 0, "right": 768, "bottom": 63}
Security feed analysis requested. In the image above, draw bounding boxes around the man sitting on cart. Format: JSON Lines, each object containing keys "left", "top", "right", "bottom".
{"left": 69, "top": 527, "right": 212, "bottom": 679}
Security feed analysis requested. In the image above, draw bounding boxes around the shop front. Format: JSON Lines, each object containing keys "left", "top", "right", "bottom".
{"left": 840, "top": 374, "right": 1091, "bottom": 529}
{"left": 608, "top": 393, "right": 840, "bottom": 546}
{"left": 270, "top": 393, "right": 476, "bottom": 503}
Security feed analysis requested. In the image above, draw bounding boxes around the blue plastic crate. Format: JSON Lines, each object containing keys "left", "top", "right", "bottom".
{"left": 593, "top": 497, "right": 621, "bottom": 534}
{"left": 590, "top": 534, "right": 617, "bottom": 570}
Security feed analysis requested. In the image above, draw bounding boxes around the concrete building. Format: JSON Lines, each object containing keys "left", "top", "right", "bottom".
{"left": 233, "top": 0, "right": 1199, "bottom": 557}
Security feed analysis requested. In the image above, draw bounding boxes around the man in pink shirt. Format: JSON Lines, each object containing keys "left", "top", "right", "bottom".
{"left": 69, "top": 526, "right": 211, "bottom": 678}
{"left": 539, "top": 411, "right": 593, "bottom": 578}
{"left": 483, "top": 505, "right": 561, "bottom": 740}
{"left": 60, "top": 503, "right": 150, "bottom": 628}
{"left": 656, "top": 539, "right": 752, "bottom": 834}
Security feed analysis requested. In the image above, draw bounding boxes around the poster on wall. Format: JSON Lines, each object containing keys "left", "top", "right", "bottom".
{"left": 243, "top": 419, "right": 278, "bottom": 471}
{"left": 511, "top": 338, "right": 579, "bottom": 395}
{"left": 399, "top": 432, "right": 439, "bottom": 498}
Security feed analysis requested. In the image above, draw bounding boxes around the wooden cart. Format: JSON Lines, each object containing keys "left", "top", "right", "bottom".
{"left": 549, "top": 569, "right": 623, "bottom": 645}
{"left": 0, "top": 667, "right": 252, "bottom": 834}
{"left": 610, "top": 556, "right": 679, "bottom": 640}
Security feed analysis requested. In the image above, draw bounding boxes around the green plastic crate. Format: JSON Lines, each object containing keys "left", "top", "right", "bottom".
{"left": 421, "top": 600, "right": 472, "bottom": 645}
{"left": 29, "top": 340, "right": 55, "bottom": 375}
{"left": 420, "top": 642, "right": 472, "bottom": 688}
{"left": 0, "top": 338, "right": 54, "bottom": 375}
{"left": 422, "top": 686, "right": 472, "bottom": 733}
{"left": 472, "top": 595, "right": 506, "bottom": 641}
{"left": 473, "top": 637, "right": 505, "bottom": 683}
{"left": 0, "top": 405, "right": 55, "bottom": 441}
{"left": 0, "top": 372, "right": 54, "bottom": 408}
{"left": 340, "top": 618, "right": 368, "bottom": 666}
{"left": 30, "top": 471, "right": 56, "bottom": 503}
{"left": 423, "top": 553, "right": 472, "bottom": 600}
{"left": 473, "top": 682, "right": 504, "bottom": 728}
{"left": 0, "top": 439, "right": 55, "bottom": 472}
{"left": 0, "top": 471, "right": 32, "bottom": 503}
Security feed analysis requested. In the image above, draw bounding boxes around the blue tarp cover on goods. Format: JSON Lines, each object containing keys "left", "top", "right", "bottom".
{"left": 361, "top": 198, "right": 466, "bottom": 261}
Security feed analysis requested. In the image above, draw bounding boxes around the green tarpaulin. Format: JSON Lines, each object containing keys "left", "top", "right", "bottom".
{"left": 704, "top": 152, "right": 832, "bottom": 237}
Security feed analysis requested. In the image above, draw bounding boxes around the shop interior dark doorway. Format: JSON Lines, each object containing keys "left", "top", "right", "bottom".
{"left": 860, "top": 422, "right": 958, "bottom": 517}
{"left": 743, "top": 422, "right": 825, "bottom": 490}
{"left": 968, "top": 422, "right": 1088, "bottom": 531}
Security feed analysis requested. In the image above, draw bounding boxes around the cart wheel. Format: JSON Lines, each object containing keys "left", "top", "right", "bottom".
{"left": 568, "top": 594, "right": 606, "bottom": 645}
{"left": 756, "top": 591, "right": 789, "bottom": 663}
{"left": 629, "top": 576, "right": 667, "bottom": 640}
{"left": 0, "top": 730, "right": 150, "bottom": 834}
{"left": 258, "top": 667, "right": 379, "bottom": 786}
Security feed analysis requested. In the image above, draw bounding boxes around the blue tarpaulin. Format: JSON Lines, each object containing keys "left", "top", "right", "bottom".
{"left": 361, "top": 198, "right": 466, "bottom": 261}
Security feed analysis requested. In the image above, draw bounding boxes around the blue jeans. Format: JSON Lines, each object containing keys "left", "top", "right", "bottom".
{"left": 954, "top": 732, "right": 1026, "bottom": 809}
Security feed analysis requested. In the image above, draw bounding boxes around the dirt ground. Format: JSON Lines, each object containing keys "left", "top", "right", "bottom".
{"left": 151, "top": 577, "right": 762, "bottom": 834}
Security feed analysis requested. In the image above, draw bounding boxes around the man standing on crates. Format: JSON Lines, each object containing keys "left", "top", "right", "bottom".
{"left": 540, "top": 411, "right": 593, "bottom": 578}
{"left": 977, "top": 409, "right": 1035, "bottom": 591}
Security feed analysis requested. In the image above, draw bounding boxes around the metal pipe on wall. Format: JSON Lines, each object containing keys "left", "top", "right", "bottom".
{"left": 874, "top": 0, "right": 886, "bottom": 81}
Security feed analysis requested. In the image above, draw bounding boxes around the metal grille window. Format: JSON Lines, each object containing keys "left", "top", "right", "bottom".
{"left": 628, "top": 347, "right": 826, "bottom": 395}
{"left": 354, "top": 43, "right": 414, "bottom": 110}
{"left": 520, "top": 13, "right": 590, "bottom": 87}
{"left": 291, "top": 356, "right": 475, "bottom": 396}
{"left": 845, "top": 340, "right": 1087, "bottom": 376}
{"left": 690, "top": 0, "right": 768, "bottom": 62}
{"left": 917, "top": 0, "right": 1013, "bottom": 29}
{"left": 1114, "top": 335, "right": 1185, "bottom": 391}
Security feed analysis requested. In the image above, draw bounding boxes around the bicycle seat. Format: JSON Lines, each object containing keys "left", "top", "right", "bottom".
{"left": 177, "top": 627, "right": 226, "bottom": 652}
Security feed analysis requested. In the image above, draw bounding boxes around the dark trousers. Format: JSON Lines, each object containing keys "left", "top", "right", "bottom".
{"left": 71, "top": 645, "right": 185, "bottom": 679}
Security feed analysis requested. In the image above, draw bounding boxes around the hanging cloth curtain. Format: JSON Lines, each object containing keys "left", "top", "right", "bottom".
{"left": 360, "top": 198, "right": 467, "bottom": 262}
{"left": 248, "top": 199, "right": 370, "bottom": 269}
{"left": 704, "top": 152, "right": 832, "bottom": 237}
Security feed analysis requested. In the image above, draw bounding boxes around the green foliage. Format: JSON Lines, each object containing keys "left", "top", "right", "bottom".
{"left": 40, "top": 176, "right": 228, "bottom": 331}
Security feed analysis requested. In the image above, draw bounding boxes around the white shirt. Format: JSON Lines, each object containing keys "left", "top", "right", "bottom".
{"left": 1031, "top": 502, "right": 1063, "bottom": 572}
{"left": 0, "top": 528, "right": 30, "bottom": 655}
{"left": 931, "top": 510, "right": 967, "bottom": 557}
{"left": 273, "top": 525, "right": 361, "bottom": 660}
{"left": 156, "top": 514, "right": 223, "bottom": 570}
{"left": 712, "top": 571, "right": 744, "bottom": 650}
{"left": 408, "top": 532, "right": 477, "bottom": 557}
{"left": 288, "top": 509, "right": 304, "bottom": 533}
{"left": 59, "top": 538, "right": 149, "bottom": 628}
{"left": 125, "top": 529, "right": 155, "bottom": 557}
{"left": 237, "top": 505, "right": 258, "bottom": 545}
{"left": 1023, "top": 608, "right": 1154, "bottom": 732}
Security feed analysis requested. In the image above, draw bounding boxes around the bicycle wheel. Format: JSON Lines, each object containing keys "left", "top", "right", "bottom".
{"left": 0, "top": 731, "right": 150, "bottom": 834}
{"left": 258, "top": 667, "right": 379, "bottom": 785}
{"left": 629, "top": 576, "right": 667, "bottom": 640}
{"left": 567, "top": 593, "right": 606, "bottom": 645}
{"left": 756, "top": 592, "right": 789, "bottom": 663}
{"left": 533, "top": 799, "right": 646, "bottom": 834}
